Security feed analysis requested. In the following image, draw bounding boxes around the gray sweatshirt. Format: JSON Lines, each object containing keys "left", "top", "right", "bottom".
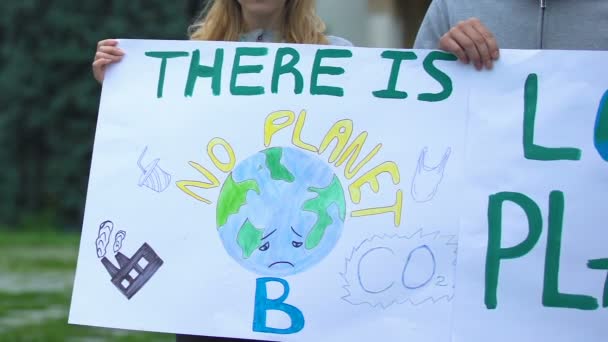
{"left": 414, "top": 0, "right": 608, "bottom": 50}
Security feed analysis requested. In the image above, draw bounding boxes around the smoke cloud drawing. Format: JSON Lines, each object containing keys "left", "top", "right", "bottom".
{"left": 114, "top": 230, "right": 127, "bottom": 253}
{"left": 96, "top": 221, "right": 114, "bottom": 258}
{"left": 341, "top": 230, "right": 457, "bottom": 309}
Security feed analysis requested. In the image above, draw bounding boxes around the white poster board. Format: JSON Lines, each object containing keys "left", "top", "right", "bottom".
{"left": 453, "top": 50, "right": 608, "bottom": 342}
{"left": 70, "top": 40, "right": 468, "bottom": 341}
{"left": 68, "top": 40, "right": 608, "bottom": 342}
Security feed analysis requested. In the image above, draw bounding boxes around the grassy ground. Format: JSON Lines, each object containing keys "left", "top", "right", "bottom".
{"left": 0, "top": 230, "right": 174, "bottom": 342}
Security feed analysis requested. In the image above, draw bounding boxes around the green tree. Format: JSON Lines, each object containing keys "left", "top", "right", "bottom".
{"left": 0, "top": 1, "right": 206, "bottom": 230}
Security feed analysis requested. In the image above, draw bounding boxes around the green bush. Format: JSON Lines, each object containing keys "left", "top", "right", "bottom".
{"left": 0, "top": 1, "right": 206, "bottom": 230}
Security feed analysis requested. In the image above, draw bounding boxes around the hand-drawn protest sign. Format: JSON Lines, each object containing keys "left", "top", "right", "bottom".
{"left": 68, "top": 40, "right": 608, "bottom": 342}
{"left": 453, "top": 50, "right": 608, "bottom": 342}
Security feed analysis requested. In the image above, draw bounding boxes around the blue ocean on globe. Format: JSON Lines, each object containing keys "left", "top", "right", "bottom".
{"left": 216, "top": 146, "right": 346, "bottom": 277}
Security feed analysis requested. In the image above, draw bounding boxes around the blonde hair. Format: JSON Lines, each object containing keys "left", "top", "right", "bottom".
{"left": 188, "top": 0, "right": 329, "bottom": 45}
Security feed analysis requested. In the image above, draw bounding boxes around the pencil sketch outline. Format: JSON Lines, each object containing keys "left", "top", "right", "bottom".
{"left": 341, "top": 229, "right": 457, "bottom": 309}
{"left": 138, "top": 146, "right": 172, "bottom": 193}
{"left": 96, "top": 221, "right": 114, "bottom": 258}
{"left": 114, "top": 230, "right": 127, "bottom": 254}
{"left": 411, "top": 147, "right": 451, "bottom": 203}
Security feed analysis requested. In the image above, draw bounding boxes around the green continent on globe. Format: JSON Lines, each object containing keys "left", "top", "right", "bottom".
{"left": 216, "top": 174, "right": 260, "bottom": 227}
{"left": 264, "top": 147, "right": 295, "bottom": 182}
{"left": 237, "top": 219, "right": 263, "bottom": 258}
{"left": 302, "top": 175, "right": 346, "bottom": 249}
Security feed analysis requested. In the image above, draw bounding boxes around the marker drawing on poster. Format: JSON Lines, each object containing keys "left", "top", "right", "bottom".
{"left": 94, "top": 220, "right": 163, "bottom": 300}
{"left": 68, "top": 39, "right": 608, "bottom": 342}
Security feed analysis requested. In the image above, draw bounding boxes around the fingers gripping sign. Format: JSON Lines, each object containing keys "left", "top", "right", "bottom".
{"left": 92, "top": 39, "right": 125, "bottom": 83}
{"left": 439, "top": 17, "right": 499, "bottom": 71}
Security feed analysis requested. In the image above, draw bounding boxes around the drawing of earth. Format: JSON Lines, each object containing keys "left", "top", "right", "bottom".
{"left": 216, "top": 147, "right": 346, "bottom": 277}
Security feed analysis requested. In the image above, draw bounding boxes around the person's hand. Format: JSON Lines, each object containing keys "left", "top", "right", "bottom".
{"left": 92, "top": 39, "right": 125, "bottom": 83}
{"left": 439, "top": 18, "right": 499, "bottom": 70}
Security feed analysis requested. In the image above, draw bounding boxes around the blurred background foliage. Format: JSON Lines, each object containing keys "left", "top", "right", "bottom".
{"left": 0, "top": 2, "right": 208, "bottom": 340}
{"left": 0, "top": 1, "right": 207, "bottom": 231}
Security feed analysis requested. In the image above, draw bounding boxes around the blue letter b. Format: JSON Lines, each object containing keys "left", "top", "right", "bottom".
{"left": 253, "top": 277, "right": 305, "bottom": 334}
